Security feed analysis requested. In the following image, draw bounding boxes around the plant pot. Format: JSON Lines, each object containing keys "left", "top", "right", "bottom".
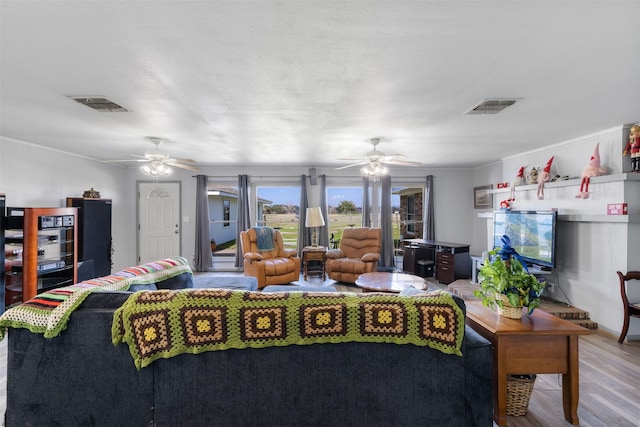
{"left": 496, "top": 293, "right": 523, "bottom": 319}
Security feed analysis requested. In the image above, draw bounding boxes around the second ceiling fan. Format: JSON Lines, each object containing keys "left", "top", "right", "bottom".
{"left": 335, "top": 138, "right": 422, "bottom": 174}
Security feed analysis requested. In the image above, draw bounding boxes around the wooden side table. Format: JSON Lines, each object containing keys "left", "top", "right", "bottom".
{"left": 302, "top": 246, "right": 326, "bottom": 280}
{"left": 465, "top": 301, "right": 591, "bottom": 426}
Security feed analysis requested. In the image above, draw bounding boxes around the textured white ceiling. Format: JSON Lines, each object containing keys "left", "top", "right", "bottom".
{"left": 1, "top": 1, "right": 639, "bottom": 169}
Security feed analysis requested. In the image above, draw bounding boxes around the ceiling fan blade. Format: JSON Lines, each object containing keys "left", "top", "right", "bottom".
{"left": 166, "top": 160, "right": 201, "bottom": 171}
{"left": 380, "top": 153, "right": 406, "bottom": 160}
{"left": 334, "top": 161, "right": 369, "bottom": 170}
{"left": 101, "top": 159, "right": 149, "bottom": 163}
{"left": 169, "top": 158, "right": 197, "bottom": 163}
{"left": 381, "top": 158, "right": 422, "bottom": 167}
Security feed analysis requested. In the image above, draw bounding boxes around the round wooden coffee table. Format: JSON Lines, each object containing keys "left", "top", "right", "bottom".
{"left": 355, "top": 272, "right": 428, "bottom": 293}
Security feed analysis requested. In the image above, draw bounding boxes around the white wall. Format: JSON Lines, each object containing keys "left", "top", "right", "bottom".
{"left": 1, "top": 137, "right": 134, "bottom": 271}
{"left": 472, "top": 124, "right": 640, "bottom": 338}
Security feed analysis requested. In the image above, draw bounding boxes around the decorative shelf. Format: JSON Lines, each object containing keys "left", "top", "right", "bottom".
{"left": 486, "top": 173, "right": 640, "bottom": 195}
{"left": 557, "top": 214, "right": 640, "bottom": 223}
{"left": 478, "top": 212, "right": 640, "bottom": 223}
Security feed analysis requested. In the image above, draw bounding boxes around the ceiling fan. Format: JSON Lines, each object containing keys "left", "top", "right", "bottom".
{"left": 335, "top": 138, "right": 422, "bottom": 174}
{"left": 103, "top": 137, "right": 200, "bottom": 175}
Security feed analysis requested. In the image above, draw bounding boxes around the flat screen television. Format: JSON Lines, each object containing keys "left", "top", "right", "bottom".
{"left": 493, "top": 210, "right": 557, "bottom": 269}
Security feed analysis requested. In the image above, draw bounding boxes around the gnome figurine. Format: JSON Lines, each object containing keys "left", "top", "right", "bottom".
{"left": 509, "top": 166, "right": 525, "bottom": 201}
{"left": 576, "top": 143, "right": 607, "bottom": 199}
{"left": 537, "top": 157, "right": 554, "bottom": 200}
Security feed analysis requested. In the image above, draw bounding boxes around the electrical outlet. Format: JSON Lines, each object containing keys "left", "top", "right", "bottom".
{"left": 548, "top": 282, "right": 555, "bottom": 293}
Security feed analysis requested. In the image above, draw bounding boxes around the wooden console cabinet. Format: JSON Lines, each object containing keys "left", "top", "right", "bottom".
{"left": 403, "top": 239, "right": 471, "bottom": 284}
{"left": 4, "top": 207, "right": 78, "bottom": 304}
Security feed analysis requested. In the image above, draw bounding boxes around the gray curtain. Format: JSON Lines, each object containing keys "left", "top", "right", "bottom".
{"left": 380, "top": 175, "right": 394, "bottom": 268}
{"left": 235, "top": 174, "right": 251, "bottom": 268}
{"left": 361, "top": 177, "right": 371, "bottom": 227}
{"left": 194, "top": 175, "right": 213, "bottom": 271}
{"left": 297, "top": 174, "right": 310, "bottom": 257}
{"left": 423, "top": 175, "right": 435, "bottom": 240}
{"left": 318, "top": 175, "right": 329, "bottom": 248}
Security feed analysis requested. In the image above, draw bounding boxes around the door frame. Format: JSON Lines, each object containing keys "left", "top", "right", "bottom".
{"left": 136, "top": 180, "right": 182, "bottom": 264}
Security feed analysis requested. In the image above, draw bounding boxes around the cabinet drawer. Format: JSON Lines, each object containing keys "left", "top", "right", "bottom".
{"left": 436, "top": 266, "right": 455, "bottom": 284}
{"left": 437, "top": 253, "right": 454, "bottom": 265}
{"left": 305, "top": 252, "right": 325, "bottom": 262}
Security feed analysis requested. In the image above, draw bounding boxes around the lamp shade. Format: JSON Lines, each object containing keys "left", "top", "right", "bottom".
{"left": 305, "top": 207, "right": 325, "bottom": 228}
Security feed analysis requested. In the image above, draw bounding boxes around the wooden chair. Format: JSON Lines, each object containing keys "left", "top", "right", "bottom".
{"left": 617, "top": 271, "right": 640, "bottom": 343}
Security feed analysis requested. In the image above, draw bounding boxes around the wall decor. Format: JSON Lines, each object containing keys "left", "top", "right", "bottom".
{"left": 474, "top": 185, "right": 493, "bottom": 209}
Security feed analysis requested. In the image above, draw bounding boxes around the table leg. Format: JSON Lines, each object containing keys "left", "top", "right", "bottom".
{"left": 494, "top": 340, "right": 508, "bottom": 426}
{"left": 562, "top": 335, "right": 581, "bottom": 425}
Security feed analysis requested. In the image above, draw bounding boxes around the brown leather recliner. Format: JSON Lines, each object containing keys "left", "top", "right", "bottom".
{"left": 325, "top": 227, "right": 381, "bottom": 283}
{"left": 240, "top": 227, "right": 301, "bottom": 289}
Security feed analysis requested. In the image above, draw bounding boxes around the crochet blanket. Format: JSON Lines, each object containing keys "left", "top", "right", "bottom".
{"left": 0, "top": 257, "right": 192, "bottom": 339}
{"left": 112, "top": 289, "right": 465, "bottom": 369}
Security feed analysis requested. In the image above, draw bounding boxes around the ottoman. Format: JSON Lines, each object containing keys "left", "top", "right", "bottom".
{"left": 194, "top": 275, "right": 258, "bottom": 291}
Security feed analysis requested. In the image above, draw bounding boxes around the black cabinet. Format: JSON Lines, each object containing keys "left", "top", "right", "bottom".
{"left": 403, "top": 244, "right": 434, "bottom": 277}
{"left": 66, "top": 198, "right": 112, "bottom": 279}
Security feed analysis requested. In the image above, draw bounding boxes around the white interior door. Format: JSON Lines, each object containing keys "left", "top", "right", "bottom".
{"left": 138, "top": 181, "right": 181, "bottom": 264}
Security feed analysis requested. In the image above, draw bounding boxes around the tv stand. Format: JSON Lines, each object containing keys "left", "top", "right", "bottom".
{"left": 470, "top": 257, "right": 552, "bottom": 283}
{"left": 528, "top": 264, "right": 552, "bottom": 274}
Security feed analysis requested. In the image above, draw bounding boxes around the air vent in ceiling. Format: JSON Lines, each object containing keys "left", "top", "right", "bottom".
{"left": 69, "top": 96, "right": 128, "bottom": 112}
{"left": 465, "top": 99, "right": 519, "bottom": 115}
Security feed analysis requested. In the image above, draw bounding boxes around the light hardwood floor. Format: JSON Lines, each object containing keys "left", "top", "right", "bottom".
{"left": 0, "top": 275, "right": 638, "bottom": 426}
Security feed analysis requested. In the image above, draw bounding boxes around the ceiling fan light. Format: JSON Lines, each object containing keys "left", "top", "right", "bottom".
{"left": 361, "top": 161, "right": 388, "bottom": 177}
{"left": 141, "top": 164, "right": 151, "bottom": 174}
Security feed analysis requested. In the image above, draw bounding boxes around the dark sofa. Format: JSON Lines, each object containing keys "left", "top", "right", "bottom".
{"left": 5, "top": 269, "right": 493, "bottom": 426}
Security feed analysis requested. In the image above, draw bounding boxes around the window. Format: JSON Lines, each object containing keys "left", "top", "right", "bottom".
{"left": 223, "top": 200, "right": 230, "bottom": 227}
{"left": 256, "top": 186, "right": 301, "bottom": 249}
{"left": 327, "top": 186, "right": 363, "bottom": 240}
{"left": 407, "top": 195, "right": 416, "bottom": 234}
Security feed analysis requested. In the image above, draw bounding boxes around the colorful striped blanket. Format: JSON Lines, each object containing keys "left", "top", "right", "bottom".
{"left": 0, "top": 257, "right": 192, "bottom": 339}
{"left": 112, "top": 288, "right": 465, "bottom": 369}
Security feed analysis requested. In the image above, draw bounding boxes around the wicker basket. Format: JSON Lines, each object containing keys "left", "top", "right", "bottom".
{"left": 506, "top": 374, "right": 536, "bottom": 416}
{"left": 495, "top": 293, "right": 523, "bottom": 319}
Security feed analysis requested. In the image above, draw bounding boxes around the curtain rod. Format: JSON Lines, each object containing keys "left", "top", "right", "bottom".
{"left": 193, "top": 175, "right": 428, "bottom": 180}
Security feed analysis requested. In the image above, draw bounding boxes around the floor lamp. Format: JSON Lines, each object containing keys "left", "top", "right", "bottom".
{"left": 305, "top": 207, "right": 325, "bottom": 247}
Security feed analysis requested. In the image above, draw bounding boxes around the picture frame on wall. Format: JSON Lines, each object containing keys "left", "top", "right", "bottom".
{"left": 474, "top": 185, "right": 493, "bottom": 209}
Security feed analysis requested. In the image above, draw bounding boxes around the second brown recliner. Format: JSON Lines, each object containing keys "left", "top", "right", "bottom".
{"left": 325, "top": 227, "right": 381, "bottom": 283}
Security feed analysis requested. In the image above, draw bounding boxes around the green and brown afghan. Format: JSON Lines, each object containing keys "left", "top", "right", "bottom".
{"left": 113, "top": 289, "right": 465, "bottom": 369}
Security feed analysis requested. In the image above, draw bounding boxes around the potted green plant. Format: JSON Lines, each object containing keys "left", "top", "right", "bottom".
{"left": 474, "top": 236, "right": 546, "bottom": 319}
